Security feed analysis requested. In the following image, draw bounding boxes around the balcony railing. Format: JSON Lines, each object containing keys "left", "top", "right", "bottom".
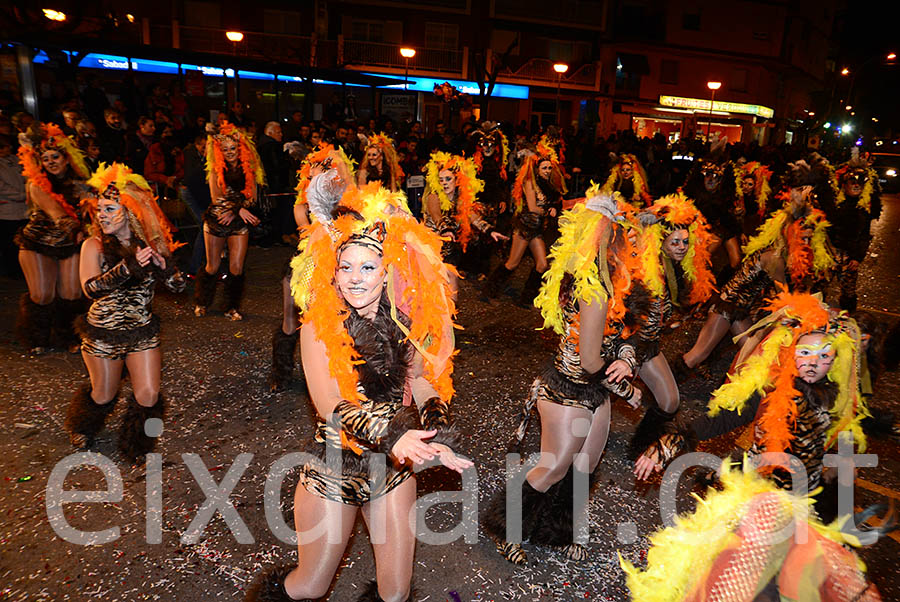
{"left": 174, "top": 26, "right": 314, "bottom": 65}
{"left": 343, "top": 40, "right": 463, "bottom": 73}
{"left": 499, "top": 58, "right": 600, "bottom": 90}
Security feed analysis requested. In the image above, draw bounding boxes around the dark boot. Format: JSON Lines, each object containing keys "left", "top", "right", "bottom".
{"left": 193, "top": 268, "right": 218, "bottom": 316}
{"left": 54, "top": 297, "right": 86, "bottom": 353}
{"left": 628, "top": 405, "right": 679, "bottom": 460}
{"left": 224, "top": 272, "right": 246, "bottom": 320}
{"left": 270, "top": 328, "right": 300, "bottom": 392}
{"left": 15, "top": 294, "right": 53, "bottom": 354}
{"left": 536, "top": 466, "right": 593, "bottom": 560}
{"left": 482, "top": 264, "right": 514, "bottom": 300}
{"left": 244, "top": 565, "right": 315, "bottom": 601}
{"left": 517, "top": 268, "right": 543, "bottom": 308}
{"left": 119, "top": 394, "right": 165, "bottom": 460}
{"left": 64, "top": 382, "right": 117, "bottom": 448}
{"left": 483, "top": 477, "right": 554, "bottom": 564}
{"left": 355, "top": 579, "right": 413, "bottom": 602}
{"left": 839, "top": 294, "right": 858, "bottom": 313}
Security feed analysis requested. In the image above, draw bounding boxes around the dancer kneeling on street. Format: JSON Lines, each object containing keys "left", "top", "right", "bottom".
{"left": 65, "top": 163, "right": 185, "bottom": 459}
{"left": 246, "top": 183, "right": 471, "bottom": 602}
{"left": 484, "top": 189, "right": 641, "bottom": 565}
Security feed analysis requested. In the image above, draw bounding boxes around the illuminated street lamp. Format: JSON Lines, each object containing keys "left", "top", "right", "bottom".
{"left": 400, "top": 47, "right": 416, "bottom": 90}
{"left": 554, "top": 63, "right": 569, "bottom": 126}
{"left": 840, "top": 67, "right": 850, "bottom": 76}
{"left": 126, "top": 13, "right": 135, "bottom": 23}
{"left": 888, "top": 53, "right": 897, "bottom": 61}
{"left": 706, "top": 81, "right": 722, "bottom": 144}
{"left": 42, "top": 8, "right": 66, "bottom": 21}
{"left": 226, "top": 31, "right": 244, "bottom": 42}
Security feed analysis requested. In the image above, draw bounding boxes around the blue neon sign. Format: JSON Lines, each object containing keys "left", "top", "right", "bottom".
{"left": 364, "top": 73, "right": 529, "bottom": 99}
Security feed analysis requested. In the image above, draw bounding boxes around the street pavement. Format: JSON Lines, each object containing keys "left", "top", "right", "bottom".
{"left": 1, "top": 194, "right": 898, "bottom": 601}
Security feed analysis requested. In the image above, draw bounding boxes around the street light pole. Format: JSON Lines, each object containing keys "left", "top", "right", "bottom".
{"left": 553, "top": 63, "right": 568, "bottom": 127}
{"left": 706, "top": 81, "right": 722, "bottom": 146}
{"left": 400, "top": 47, "right": 416, "bottom": 91}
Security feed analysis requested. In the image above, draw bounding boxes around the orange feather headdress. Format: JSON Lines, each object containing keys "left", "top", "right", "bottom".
{"left": 511, "top": 142, "right": 567, "bottom": 214}
{"left": 18, "top": 122, "right": 90, "bottom": 219}
{"left": 205, "top": 123, "right": 265, "bottom": 201}
{"left": 424, "top": 151, "right": 485, "bottom": 251}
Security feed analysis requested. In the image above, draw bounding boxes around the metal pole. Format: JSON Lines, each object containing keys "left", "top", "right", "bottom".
{"left": 706, "top": 89, "right": 715, "bottom": 145}
{"left": 404, "top": 58, "right": 409, "bottom": 90}
{"left": 556, "top": 74, "right": 561, "bottom": 125}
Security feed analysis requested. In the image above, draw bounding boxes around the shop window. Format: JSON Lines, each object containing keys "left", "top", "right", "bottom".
{"left": 660, "top": 59, "right": 679, "bottom": 85}
{"left": 425, "top": 22, "right": 458, "bottom": 51}
{"left": 184, "top": 1, "right": 221, "bottom": 27}
{"left": 682, "top": 11, "right": 700, "bottom": 31}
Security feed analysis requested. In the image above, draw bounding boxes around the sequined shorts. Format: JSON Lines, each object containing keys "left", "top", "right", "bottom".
{"left": 81, "top": 332, "right": 160, "bottom": 360}
{"left": 298, "top": 451, "right": 412, "bottom": 506}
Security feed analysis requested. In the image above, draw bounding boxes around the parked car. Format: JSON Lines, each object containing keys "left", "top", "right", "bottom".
{"left": 872, "top": 153, "right": 900, "bottom": 193}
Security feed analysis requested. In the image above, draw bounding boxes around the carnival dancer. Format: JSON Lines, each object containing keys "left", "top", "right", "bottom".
{"left": 636, "top": 290, "right": 868, "bottom": 499}
{"left": 483, "top": 189, "right": 642, "bottom": 565}
{"left": 65, "top": 163, "right": 185, "bottom": 459}
{"left": 483, "top": 142, "right": 566, "bottom": 306}
{"left": 733, "top": 159, "right": 773, "bottom": 237}
{"left": 193, "top": 122, "right": 265, "bottom": 321}
{"left": 245, "top": 183, "right": 471, "bottom": 602}
{"left": 357, "top": 133, "right": 404, "bottom": 192}
{"left": 821, "top": 149, "right": 882, "bottom": 312}
{"left": 601, "top": 153, "right": 653, "bottom": 208}
{"left": 676, "top": 188, "right": 833, "bottom": 377}
{"left": 624, "top": 460, "right": 884, "bottom": 601}
{"left": 15, "top": 122, "right": 91, "bottom": 354}
{"left": 422, "top": 151, "right": 507, "bottom": 296}
{"left": 269, "top": 144, "right": 355, "bottom": 392}
{"left": 682, "top": 147, "right": 742, "bottom": 270}
{"left": 466, "top": 122, "right": 510, "bottom": 276}
{"left": 625, "top": 192, "right": 716, "bottom": 457}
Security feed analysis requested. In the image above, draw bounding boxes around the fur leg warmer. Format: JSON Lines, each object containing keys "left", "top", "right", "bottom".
{"left": 64, "top": 382, "right": 117, "bottom": 448}
{"left": 482, "top": 265, "right": 514, "bottom": 299}
{"left": 119, "top": 394, "right": 165, "bottom": 460}
{"left": 193, "top": 269, "right": 218, "bottom": 311}
{"left": 269, "top": 328, "right": 299, "bottom": 392}
{"left": 243, "top": 565, "right": 316, "bottom": 602}
{"left": 224, "top": 272, "right": 246, "bottom": 312}
{"left": 54, "top": 297, "right": 87, "bottom": 351}
{"left": 16, "top": 294, "right": 53, "bottom": 352}
{"left": 518, "top": 268, "right": 543, "bottom": 308}
{"left": 355, "top": 580, "right": 414, "bottom": 602}
{"left": 628, "top": 405, "right": 679, "bottom": 460}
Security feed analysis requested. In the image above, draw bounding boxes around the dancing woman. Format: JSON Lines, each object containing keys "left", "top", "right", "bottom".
{"left": 193, "top": 123, "right": 265, "bottom": 321}
{"left": 64, "top": 163, "right": 185, "bottom": 459}
{"left": 422, "top": 151, "right": 507, "bottom": 296}
{"left": 601, "top": 153, "right": 653, "bottom": 208}
{"left": 270, "top": 144, "right": 355, "bottom": 392}
{"left": 483, "top": 142, "right": 566, "bottom": 306}
{"left": 677, "top": 189, "right": 833, "bottom": 377}
{"left": 15, "top": 122, "right": 91, "bottom": 354}
{"left": 484, "top": 190, "right": 641, "bottom": 564}
{"left": 733, "top": 160, "right": 773, "bottom": 237}
{"left": 246, "top": 184, "right": 471, "bottom": 602}
{"left": 357, "top": 133, "right": 403, "bottom": 192}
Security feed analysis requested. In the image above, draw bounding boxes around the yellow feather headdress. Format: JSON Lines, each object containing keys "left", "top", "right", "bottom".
{"left": 423, "top": 151, "right": 485, "bottom": 251}
{"left": 601, "top": 153, "right": 653, "bottom": 207}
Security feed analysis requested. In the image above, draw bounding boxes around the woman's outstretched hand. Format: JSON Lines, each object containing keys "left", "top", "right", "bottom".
{"left": 239, "top": 207, "right": 260, "bottom": 226}
{"left": 633, "top": 445, "right": 662, "bottom": 480}
{"left": 391, "top": 429, "right": 438, "bottom": 466}
{"left": 431, "top": 443, "right": 474, "bottom": 473}
{"left": 605, "top": 359, "right": 633, "bottom": 383}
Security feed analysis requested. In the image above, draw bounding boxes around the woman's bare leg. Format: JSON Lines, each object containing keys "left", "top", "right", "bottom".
{"left": 125, "top": 348, "right": 162, "bottom": 407}
{"left": 203, "top": 230, "right": 225, "bottom": 275}
{"left": 226, "top": 232, "right": 249, "bottom": 275}
{"left": 573, "top": 402, "right": 611, "bottom": 474}
{"left": 504, "top": 233, "right": 530, "bottom": 271}
{"left": 281, "top": 277, "right": 299, "bottom": 335}
{"left": 283, "top": 485, "right": 358, "bottom": 599}
{"left": 57, "top": 254, "right": 82, "bottom": 300}
{"left": 362, "top": 478, "right": 417, "bottom": 602}
{"left": 528, "top": 237, "right": 549, "bottom": 273}
{"left": 526, "top": 398, "right": 591, "bottom": 491}
{"left": 19, "top": 250, "right": 57, "bottom": 304}
{"left": 724, "top": 237, "right": 741, "bottom": 269}
{"left": 638, "top": 354, "right": 679, "bottom": 413}
{"left": 81, "top": 352, "right": 124, "bottom": 404}
{"left": 683, "top": 312, "right": 732, "bottom": 368}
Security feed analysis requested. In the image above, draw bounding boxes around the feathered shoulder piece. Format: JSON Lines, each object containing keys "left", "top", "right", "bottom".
{"left": 535, "top": 183, "right": 639, "bottom": 334}
{"left": 290, "top": 183, "right": 456, "bottom": 421}
{"left": 707, "top": 288, "right": 867, "bottom": 455}
{"left": 295, "top": 143, "right": 356, "bottom": 209}
{"left": 82, "top": 162, "right": 183, "bottom": 255}
{"left": 205, "top": 122, "right": 266, "bottom": 199}
{"left": 18, "top": 122, "right": 90, "bottom": 218}
{"left": 637, "top": 192, "right": 715, "bottom": 304}
{"left": 620, "top": 459, "right": 866, "bottom": 602}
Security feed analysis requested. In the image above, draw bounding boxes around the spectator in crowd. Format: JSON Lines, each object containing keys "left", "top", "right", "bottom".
{"left": 257, "top": 121, "right": 293, "bottom": 244}
{"left": 282, "top": 110, "right": 304, "bottom": 142}
{"left": 0, "top": 134, "right": 27, "bottom": 278}
{"left": 144, "top": 125, "right": 185, "bottom": 201}
{"left": 12, "top": 112, "right": 34, "bottom": 139}
{"left": 126, "top": 116, "right": 156, "bottom": 175}
{"left": 81, "top": 75, "right": 109, "bottom": 126}
{"left": 428, "top": 120, "right": 452, "bottom": 154}
{"left": 180, "top": 134, "right": 211, "bottom": 275}
{"left": 227, "top": 101, "right": 249, "bottom": 129}
{"left": 98, "top": 108, "right": 127, "bottom": 164}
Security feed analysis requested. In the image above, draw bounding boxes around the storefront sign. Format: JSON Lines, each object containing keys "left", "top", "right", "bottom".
{"left": 659, "top": 95, "right": 774, "bottom": 118}
{"left": 381, "top": 93, "right": 417, "bottom": 121}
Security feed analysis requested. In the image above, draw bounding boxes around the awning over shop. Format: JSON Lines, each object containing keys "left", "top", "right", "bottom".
{"left": 659, "top": 95, "right": 774, "bottom": 118}
{"left": 617, "top": 53, "right": 650, "bottom": 75}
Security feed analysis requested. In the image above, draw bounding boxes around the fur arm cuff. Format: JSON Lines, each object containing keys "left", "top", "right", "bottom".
{"left": 160, "top": 265, "right": 186, "bottom": 293}
{"left": 419, "top": 397, "right": 461, "bottom": 450}
{"left": 330, "top": 399, "right": 391, "bottom": 446}
{"left": 374, "top": 404, "right": 421, "bottom": 456}
{"left": 83, "top": 258, "right": 142, "bottom": 299}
